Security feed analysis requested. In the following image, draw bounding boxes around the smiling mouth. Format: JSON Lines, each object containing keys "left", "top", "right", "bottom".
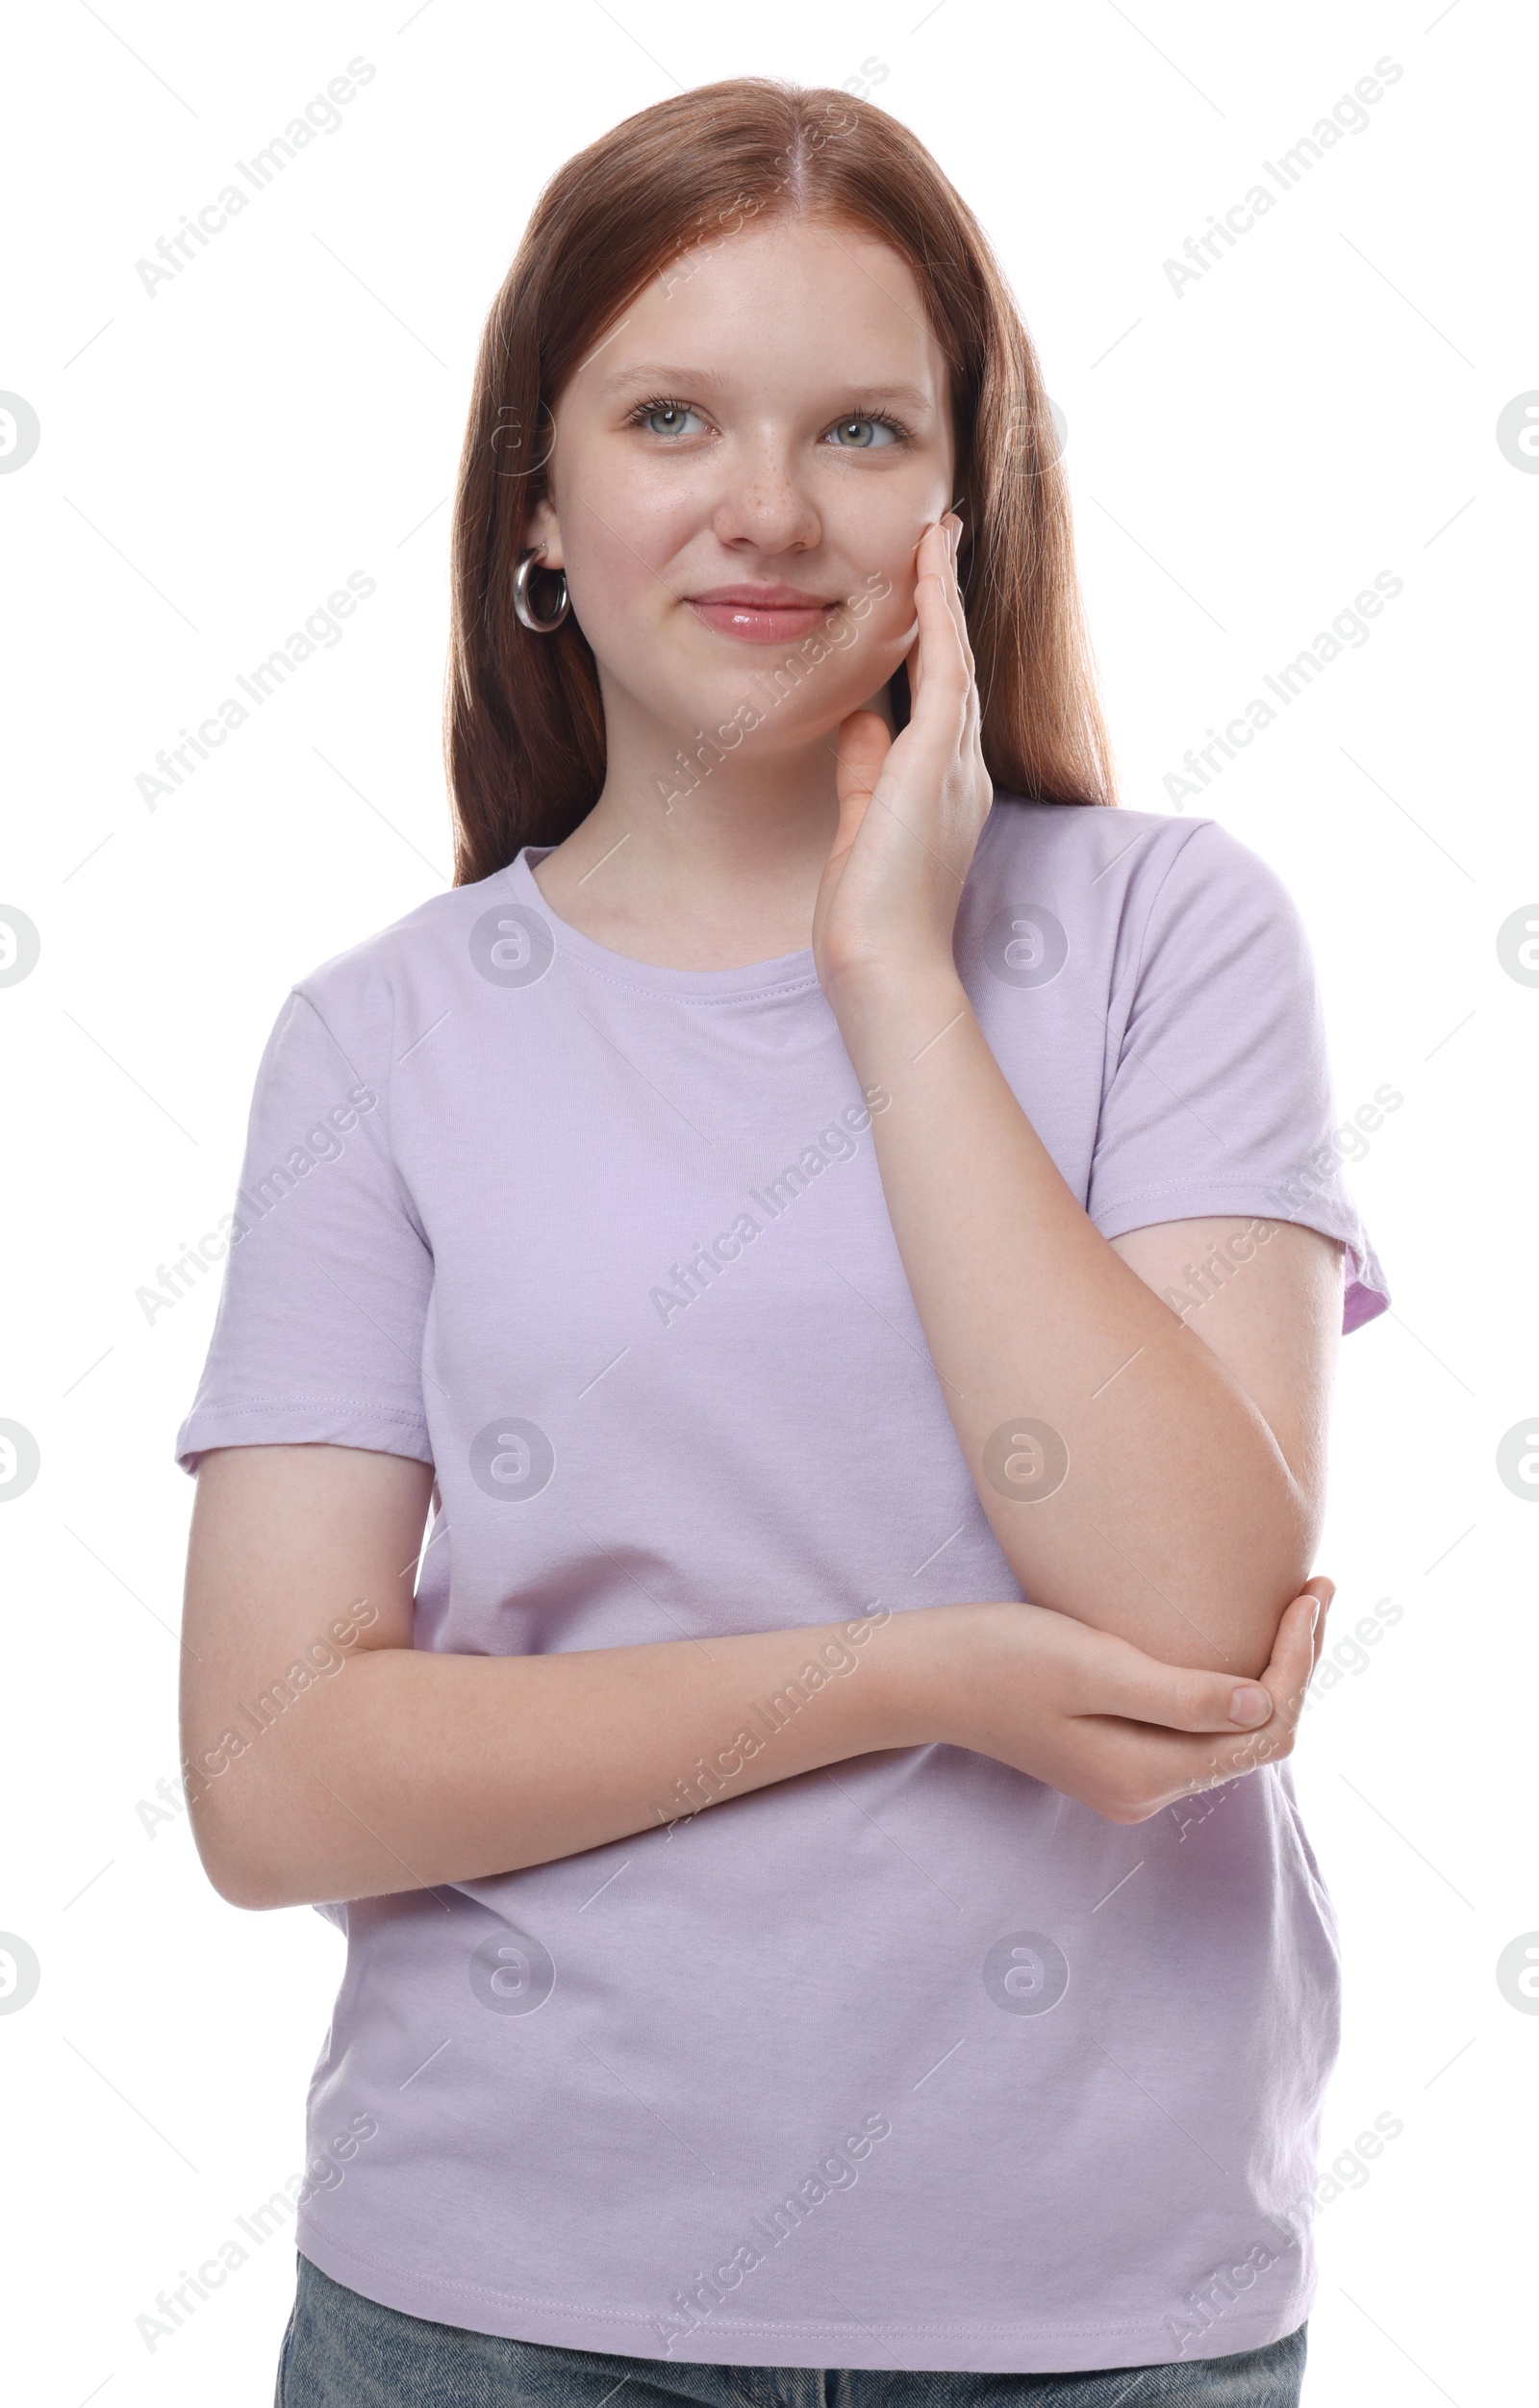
{"left": 683, "top": 586, "right": 843, "bottom": 644}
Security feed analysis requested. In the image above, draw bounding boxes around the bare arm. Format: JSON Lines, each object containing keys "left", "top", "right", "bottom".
{"left": 812, "top": 517, "right": 1342, "bottom": 1682}
{"left": 180, "top": 1442, "right": 1330, "bottom": 1912}
{"left": 834, "top": 966, "right": 1338, "bottom": 1683}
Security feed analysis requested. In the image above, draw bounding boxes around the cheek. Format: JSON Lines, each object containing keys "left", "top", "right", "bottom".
{"left": 860, "top": 573, "right": 919, "bottom": 654}
{"left": 834, "top": 466, "right": 945, "bottom": 615}
{"left": 838, "top": 507, "right": 929, "bottom": 646}
{"left": 828, "top": 571, "right": 920, "bottom": 697}
{"left": 564, "top": 464, "right": 684, "bottom": 611}
{"left": 561, "top": 510, "right": 683, "bottom": 679}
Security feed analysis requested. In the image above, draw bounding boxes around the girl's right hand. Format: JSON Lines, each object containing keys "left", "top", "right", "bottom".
{"left": 924, "top": 1581, "right": 1332, "bottom": 1824}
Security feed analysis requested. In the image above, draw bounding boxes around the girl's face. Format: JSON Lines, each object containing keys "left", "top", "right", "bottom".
{"left": 526, "top": 214, "right": 956, "bottom": 774}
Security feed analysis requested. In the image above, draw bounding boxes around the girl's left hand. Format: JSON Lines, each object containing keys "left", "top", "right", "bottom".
{"left": 811, "top": 512, "right": 995, "bottom": 1007}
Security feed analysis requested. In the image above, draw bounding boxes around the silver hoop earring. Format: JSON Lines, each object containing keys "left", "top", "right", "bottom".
{"left": 513, "top": 546, "right": 569, "bottom": 634}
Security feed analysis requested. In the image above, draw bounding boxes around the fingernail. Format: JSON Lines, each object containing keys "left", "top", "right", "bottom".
{"left": 1229, "top": 1686, "right": 1273, "bottom": 1727}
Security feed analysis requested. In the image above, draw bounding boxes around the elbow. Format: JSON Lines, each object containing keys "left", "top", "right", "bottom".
{"left": 186, "top": 1757, "right": 318, "bottom": 1911}
{"left": 1261, "top": 1472, "right": 1325, "bottom": 1608}
{"left": 1219, "top": 1487, "right": 1323, "bottom": 1683}
{"left": 1211, "top": 1448, "right": 1321, "bottom": 1593}
{"left": 190, "top": 1811, "right": 294, "bottom": 1912}
{"left": 182, "top": 1688, "right": 363, "bottom": 1912}
{"left": 189, "top": 1762, "right": 376, "bottom": 1914}
{"left": 210, "top": 1871, "right": 288, "bottom": 1914}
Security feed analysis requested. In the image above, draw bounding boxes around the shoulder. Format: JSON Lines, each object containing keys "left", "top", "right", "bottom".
{"left": 282, "top": 872, "right": 519, "bottom": 1034}
{"left": 295, "top": 878, "right": 500, "bottom": 1001}
{"left": 973, "top": 793, "right": 1307, "bottom": 954}
{"left": 236, "top": 874, "right": 519, "bottom": 1095}
{"left": 978, "top": 790, "right": 1290, "bottom": 893}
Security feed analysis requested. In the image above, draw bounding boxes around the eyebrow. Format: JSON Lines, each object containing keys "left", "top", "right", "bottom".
{"left": 593, "top": 363, "right": 939, "bottom": 415}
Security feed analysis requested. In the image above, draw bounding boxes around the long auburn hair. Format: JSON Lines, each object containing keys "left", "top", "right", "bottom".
{"left": 445, "top": 79, "right": 1118, "bottom": 885}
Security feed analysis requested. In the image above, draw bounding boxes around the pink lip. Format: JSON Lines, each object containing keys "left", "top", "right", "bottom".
{"left": 684, "top": 585, "right": 841, "bottom": 644}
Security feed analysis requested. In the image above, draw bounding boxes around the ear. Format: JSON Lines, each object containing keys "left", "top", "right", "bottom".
{"left": 523, "top": 494, "right": 564, "bottom": 570}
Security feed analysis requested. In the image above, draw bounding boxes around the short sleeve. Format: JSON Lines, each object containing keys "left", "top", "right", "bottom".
{"left": 1086, "top": 822, "right": 1389, "bottom": 1334}
{"left": 173, "top": 982, "right": 435, "bottom": 1474}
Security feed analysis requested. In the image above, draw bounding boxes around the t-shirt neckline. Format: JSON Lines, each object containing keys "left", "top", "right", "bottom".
{"left": 505, "top": 845, "right": 823, "bottom": 1003}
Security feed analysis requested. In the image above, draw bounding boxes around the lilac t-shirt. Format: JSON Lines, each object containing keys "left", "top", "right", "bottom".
{"left": 175, "top": 796, "right": 1387, "bottom": 2373}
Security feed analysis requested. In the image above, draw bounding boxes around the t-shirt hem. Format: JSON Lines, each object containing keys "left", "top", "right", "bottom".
{"left": 1089, "top": 1179, "right": 1390, "bottom": 1331}
{"left": 174, "top": 1400, "right": 433, "bottom": 1476}
{"left": 292, "top": 2221, "right": 1316, "bottom": 2374}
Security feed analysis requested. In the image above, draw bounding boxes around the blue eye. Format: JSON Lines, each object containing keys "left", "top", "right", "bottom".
{"left": 826, "top": 416, "right": 900, "bottom": 449}
{"left": 635, "top": 400, "right": 704, "bottom": 438}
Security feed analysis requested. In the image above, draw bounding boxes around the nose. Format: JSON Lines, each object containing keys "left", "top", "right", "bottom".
{"left": 710, "top": 431, "right": 821, "bottom": 556}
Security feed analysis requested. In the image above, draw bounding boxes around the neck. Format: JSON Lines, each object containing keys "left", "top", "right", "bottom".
{"left": 528, "top": 674, "right": 895, "bottom": 971}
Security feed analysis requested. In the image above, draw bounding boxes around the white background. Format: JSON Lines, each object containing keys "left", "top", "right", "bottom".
{"left": 1, "top": 3, "right": 1533, "bottom": 2402}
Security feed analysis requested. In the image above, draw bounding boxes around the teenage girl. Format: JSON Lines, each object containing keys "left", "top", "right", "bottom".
{"left": 177, "top": 79, "right": 1385, "bottom": 2408}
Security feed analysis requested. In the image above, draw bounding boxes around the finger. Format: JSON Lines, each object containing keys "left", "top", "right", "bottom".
{"left": 939, "top": 512, "right": 977, "bottom": 678}
{"left": 1254, "top": 1590, "right": 1321, "bottom": 1737}
{"left": 908, "top": 519, "right": 963, "bottom": 698}
{"left": 1118, "top": 1594, "right": 1324, "bottom": 1801}
{"left": 904, "top": 559, "right": 970, "bottom": 745}
{"left": 1097, "top": 1588, "right": 1329, "bottom": 1811}
{"left": 1077, "top": 1641, "right": 1278, "bottom": 1737}
{"left": 1298, "top": 1575, "right": 1335, "bottom": 1678}
{"left": 830, "top": 710, "right": 893, "bottom": 852}
{"left": 922, "top": 516, "right": 971, "bottom": 673}
{"left": 915, "top": 539, "right": 971, "bottom": 702}
{"left": 935, "top": 520, "right": 984, "bottom": 781}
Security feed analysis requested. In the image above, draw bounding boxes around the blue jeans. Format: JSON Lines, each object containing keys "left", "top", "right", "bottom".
{"left": 277, "top": 2254, "right": 1307, "bottom": 2406}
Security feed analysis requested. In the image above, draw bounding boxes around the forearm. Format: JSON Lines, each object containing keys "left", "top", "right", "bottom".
{"left": 188, "top": 1603, "right": 943, "bottom": 1911}
{"left": 833, "top": 965, "right": 1316, "bottom": 1678}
